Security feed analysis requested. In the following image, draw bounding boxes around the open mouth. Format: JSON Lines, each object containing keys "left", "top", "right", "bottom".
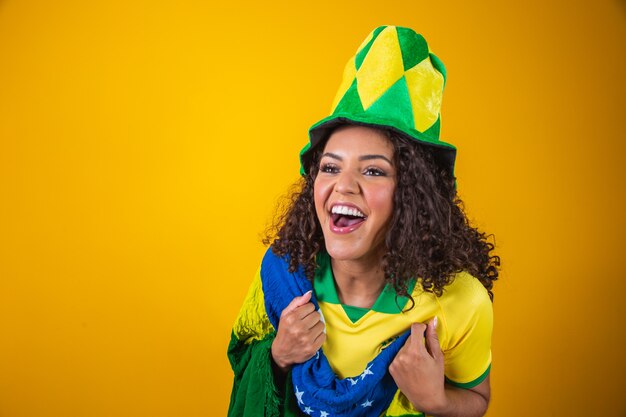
{"left": 330, "top": 205, "right": 367, "bottom": 229}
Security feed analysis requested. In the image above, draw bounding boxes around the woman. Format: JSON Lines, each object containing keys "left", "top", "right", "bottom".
{"left": 228, "top": 26, "right": 499, "bottom": 417}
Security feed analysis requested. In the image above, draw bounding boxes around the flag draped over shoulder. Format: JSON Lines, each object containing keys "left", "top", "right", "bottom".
{"left": 227, "top": 248, "right": 410, "bottom": 417}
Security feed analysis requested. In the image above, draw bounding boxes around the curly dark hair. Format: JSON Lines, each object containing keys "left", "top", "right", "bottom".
{"left": 263, "top": 128, "right": 500, "bottom": 302}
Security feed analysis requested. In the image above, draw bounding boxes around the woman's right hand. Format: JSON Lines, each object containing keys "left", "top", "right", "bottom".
{"left": 271, "top": 290, "right": 326, "bottom": 372}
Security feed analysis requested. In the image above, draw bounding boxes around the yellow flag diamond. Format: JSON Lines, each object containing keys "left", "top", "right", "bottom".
{"left": 330, "top": 55, "right": 357, "bottom": 113}
{"left": 404, "top": 58, "right": 444, "bottom": 132}
{"left": 356, "top": 26, "right": 405, "bottom": 110}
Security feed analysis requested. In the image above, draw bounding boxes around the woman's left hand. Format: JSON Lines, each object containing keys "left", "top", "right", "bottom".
{"left": 389, "top": 318, "right": 447, "bottom": 414}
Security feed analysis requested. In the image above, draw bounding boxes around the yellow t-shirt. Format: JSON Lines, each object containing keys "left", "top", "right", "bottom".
{"left": 313, "top": 252, "right": 492, "bottom": 416}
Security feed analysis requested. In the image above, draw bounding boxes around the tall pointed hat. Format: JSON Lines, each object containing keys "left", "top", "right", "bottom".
{"left": 300, "top": 26, "right": 456, "bottom": 175}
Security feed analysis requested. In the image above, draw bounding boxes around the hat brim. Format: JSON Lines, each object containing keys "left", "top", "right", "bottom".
{"left": 300, "top": 115, "right": 457, "bottom": 177}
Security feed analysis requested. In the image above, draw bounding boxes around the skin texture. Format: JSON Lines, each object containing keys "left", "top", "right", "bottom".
{"left": 313, "top": 125, "right": 396, "bottom": 267}
{"left": 270, "top": 126, "right": 491, "bottom": 415}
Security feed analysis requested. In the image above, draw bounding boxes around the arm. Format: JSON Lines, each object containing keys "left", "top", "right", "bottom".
{"left": 389, "top": 320, "right": 490, "bottom": 417}
{"left": 437, "top": 376, "right": 490, "bottom": 417}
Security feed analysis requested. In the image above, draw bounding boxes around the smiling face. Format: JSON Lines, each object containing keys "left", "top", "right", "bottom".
{"left": 313, "top": 125, "right": 397, "bottom": 263}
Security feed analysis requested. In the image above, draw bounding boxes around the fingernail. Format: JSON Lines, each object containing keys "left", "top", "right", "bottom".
{"left": 304, "top": 290, "right": 312, "bottom": 296}
{"left": 433, "top": 316, "right": 438, "bottom": 329}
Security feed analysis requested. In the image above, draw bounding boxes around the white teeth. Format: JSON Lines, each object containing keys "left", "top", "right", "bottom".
{"left": 331, "top": 205, "right": 365, "bottom": 218}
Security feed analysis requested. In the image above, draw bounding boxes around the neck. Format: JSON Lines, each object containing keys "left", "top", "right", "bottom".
{"left": 330, "top": 254, "right": 386, "bottom": 309}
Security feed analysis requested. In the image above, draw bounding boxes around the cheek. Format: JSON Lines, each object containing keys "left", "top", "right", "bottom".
{"left": 370, "top": 185, "right": 395, "bottom": 218}
{"left": 313, "top": 179, "right": 330, "bottom": 216}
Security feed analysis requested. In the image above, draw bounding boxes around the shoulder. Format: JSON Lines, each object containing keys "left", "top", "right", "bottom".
{"left": 260, "top": 246, "right": 294, "bottom": 275}
{"left": 435, "top": 272, "right": 494, "bottom": 385}
{"left": 259, "top": 246, "right": 313, "bottom": 323}
{"left": 261, "top": 246, "right": 283, "bottom": 266}
{"left": 434, "top": 272, "right": 493, "bottom": 349}
{"left": 439, "top": 271, "right": 492, "bottom": 311}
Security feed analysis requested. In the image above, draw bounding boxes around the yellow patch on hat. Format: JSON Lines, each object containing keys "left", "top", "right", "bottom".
{"left": 330, "top": 55, "right": 357, "bottom": 113}
{"left": 356, "top": 26, "right": 405, "bottom": 110}
{"left": 404, "top": 58, "right": 444, "bottom": 132}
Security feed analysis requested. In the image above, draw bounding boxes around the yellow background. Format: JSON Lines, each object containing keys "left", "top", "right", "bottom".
{"left": 0, "top": 0, "right": 624, "bottom": 416}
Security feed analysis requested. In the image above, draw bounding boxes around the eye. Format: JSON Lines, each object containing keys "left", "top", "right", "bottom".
{"left": 363, "top": 167, "right": 386, "bottom": 177}
{"left": 319, "top": 163, "right": 339, "bottom": 174}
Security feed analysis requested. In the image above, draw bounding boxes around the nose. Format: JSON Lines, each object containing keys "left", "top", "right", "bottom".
{"left": 334, "top": 170, "right": 360, "bottom": 195}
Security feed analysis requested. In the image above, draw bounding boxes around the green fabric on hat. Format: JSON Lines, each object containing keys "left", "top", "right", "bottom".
{"left": 429, "top": 52, "right": 447, "bottom": 87}
{"left": 333, "top": 78, "right": 365, "bottom": 116}
{"left": 396, "top": 27, "right": 429, "bottom": 71}
{"left": 422, "top": 115, "right": 441, "bottom": 142}
{"left": 365, "top": 76, "right": 415, "bottom": 133}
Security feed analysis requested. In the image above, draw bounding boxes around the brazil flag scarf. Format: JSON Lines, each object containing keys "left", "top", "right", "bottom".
{"left": 227, "top": 248, "right": 410, "bottom": 416}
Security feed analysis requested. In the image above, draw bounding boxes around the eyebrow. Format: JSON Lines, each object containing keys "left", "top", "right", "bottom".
{"left": 321, "top": 152, "right": 393, "bottom": 165}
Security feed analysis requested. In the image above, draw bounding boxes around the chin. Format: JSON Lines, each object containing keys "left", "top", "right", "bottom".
{"left": 324, "top": 239, "right": 368, "bottom": 262}
{"left": 325, "top": 247, "right": 359, "bottom": 261}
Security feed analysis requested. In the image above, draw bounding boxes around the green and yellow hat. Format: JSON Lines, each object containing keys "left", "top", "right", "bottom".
{"left": 300, "top": 25, "right": 456, "bottom": 176}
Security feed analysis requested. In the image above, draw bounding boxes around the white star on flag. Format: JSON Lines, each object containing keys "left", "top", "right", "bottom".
{"left": 360, "top": 365, "right": 373, "bottom": 380}
{"left": 320, "top": 411, "right": 329, "bottom": 417}
{"left": 348, "top": 378, "right": 358, "bottom": 386}
{"left": 361, "top": 399, "right": 373, "bottom": 408}
{"left": 303, "top": 406, "right": 313, "bottom": 414}
{"left": 295, "top": 386, "right": 304, "bottom": 405}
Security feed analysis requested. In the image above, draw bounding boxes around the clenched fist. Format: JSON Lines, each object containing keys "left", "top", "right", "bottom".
{"left": 271, "top": 291, "right": 326, "bottom": 372}
{"left": 389, "top": 317, "right": 446, "bottom": 413}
